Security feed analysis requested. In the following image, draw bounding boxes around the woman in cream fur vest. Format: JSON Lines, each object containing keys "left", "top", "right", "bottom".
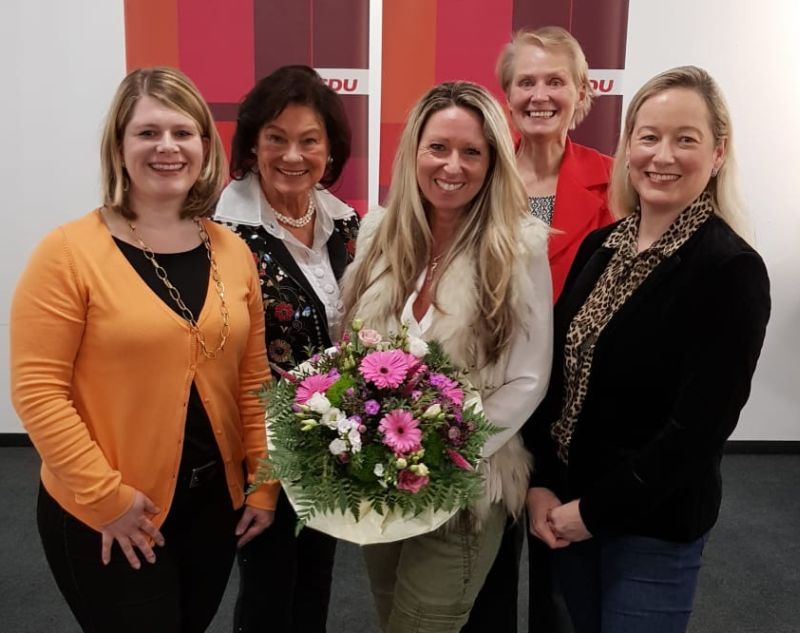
{"left": 341, "top": 81, "right": 553, "bottom": 633}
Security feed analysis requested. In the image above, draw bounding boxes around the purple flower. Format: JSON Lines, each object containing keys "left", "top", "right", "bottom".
{"left": 411, "top": 390, "right": 422, "bottom": 401}
{"left": 364, "top": 400, "right": 381, "bottom": 416}
{"left": 428, "top": 372, "right": 459, "bottom": 391}
{"left": 447, "top": 426, "right": 462, "bottom": 442}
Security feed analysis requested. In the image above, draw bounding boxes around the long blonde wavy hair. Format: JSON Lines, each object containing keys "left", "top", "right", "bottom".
{"left": 610, "top": 65, "right": 749, "bottom": 239}
{"left": 342, "top": 81, "right": 528, "bottom": 365}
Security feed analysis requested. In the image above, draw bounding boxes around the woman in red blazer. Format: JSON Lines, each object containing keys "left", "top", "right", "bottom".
{"left": 502, "top": 26, "right": 613, "bottom": 303}
{"left": 463, "top": 26, "right": 612, "bottom": 633}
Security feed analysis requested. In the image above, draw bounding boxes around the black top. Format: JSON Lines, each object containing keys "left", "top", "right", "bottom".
{"left": 523, "top": 215, "right": 771, "bottom": 543}
{"left": 114, "top": 238, "right": 218, "bottom": 472}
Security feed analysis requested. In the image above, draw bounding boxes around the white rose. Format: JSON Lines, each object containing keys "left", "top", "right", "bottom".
{"left": 358, "top": 329, "right": 382, "bottom": 347}
{"left": 411, "top": 463, "right": 429, "bottom": 477}
{"left": 337, "top": 417, "right": 357, "bottom": 434}
{"left": 374, "top": 463, "right": 385, "bottom": 477}
{"left": 328, "top": 438, "right": 349, "bottom": 456}
{"left": 321, "top": 407, "right": 346, "bottom": 429}
{"left": 306, "top": 392, "right": 332, "bottom": 415}
{"left": 348, "top": 429, "right": 362, "bottom": 453}
{"left": 408, "top": 336, "right": 429, "bottom": 359}
{"left": 422, "top": 403, "right": 442, "bottom": 419}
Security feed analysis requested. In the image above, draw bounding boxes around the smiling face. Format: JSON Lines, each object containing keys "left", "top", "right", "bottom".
{"left": 506, "top": 44, "right": 583, "bottom": 143}
{"left": 415, "top": 106, "right": 490, "bottom": 216}
{"left": 627, "top": 87, "right": 725, "bottom": 218}
{"left": 255, "top": 103, "right": 329, "bottom": 205}
{"left": 121, "top": 95, "right": 206, "bottom": 208}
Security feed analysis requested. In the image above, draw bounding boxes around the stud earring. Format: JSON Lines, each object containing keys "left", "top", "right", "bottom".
{"left": 711, "top": 167, "right": 719, "bottom": 177}
{"left": 327, "top": 155, "right": 333, "bottom": 165}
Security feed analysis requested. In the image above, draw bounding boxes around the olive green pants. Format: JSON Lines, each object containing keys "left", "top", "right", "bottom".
{"left": 362, "top": 504, "right": 506, "bottom": 633}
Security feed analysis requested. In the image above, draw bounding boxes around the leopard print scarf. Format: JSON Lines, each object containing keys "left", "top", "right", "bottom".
{"left": 551, "top": 192, "right": 714, "bottom": 464}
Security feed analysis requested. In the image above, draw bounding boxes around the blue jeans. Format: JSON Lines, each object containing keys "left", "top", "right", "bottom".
{"left": 553, "top": 534, "right": 708, "bottom": 633}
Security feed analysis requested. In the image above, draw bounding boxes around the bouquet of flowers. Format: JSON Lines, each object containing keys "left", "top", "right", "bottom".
{"left": 254, "top": 320, "right": 499, "bottom": 544}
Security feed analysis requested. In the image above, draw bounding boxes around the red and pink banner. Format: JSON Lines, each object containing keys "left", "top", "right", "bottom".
{"left": 124, "top": 0, "right": 629, "bottom": 210}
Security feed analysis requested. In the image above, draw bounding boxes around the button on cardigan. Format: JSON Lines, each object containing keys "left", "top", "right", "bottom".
{"left": 10, "top": 210, "right": 278, "bottom": 531}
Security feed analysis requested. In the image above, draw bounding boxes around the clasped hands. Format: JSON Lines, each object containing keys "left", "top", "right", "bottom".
{"left": 526, "top": 487, "right": 592, "bottom": 549}
{"left": 100, "top": 490, "right": 274, "bottom": 569}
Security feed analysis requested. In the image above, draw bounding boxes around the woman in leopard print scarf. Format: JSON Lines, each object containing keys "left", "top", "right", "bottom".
{"left": 524, "top": 66, "right": 770, "bottom": 633}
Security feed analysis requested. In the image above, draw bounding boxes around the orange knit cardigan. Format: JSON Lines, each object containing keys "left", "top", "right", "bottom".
{"left": 10, "top": 210, "right": 278, "bottom": 530}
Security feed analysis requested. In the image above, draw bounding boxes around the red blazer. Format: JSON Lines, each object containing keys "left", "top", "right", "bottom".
{"left": 549, "top": 138, "right": 614, "bottom": 301}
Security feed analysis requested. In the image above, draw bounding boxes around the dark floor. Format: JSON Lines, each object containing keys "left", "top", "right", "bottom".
{"left": 1, "top": 448, "right": 798, "bottom": 632}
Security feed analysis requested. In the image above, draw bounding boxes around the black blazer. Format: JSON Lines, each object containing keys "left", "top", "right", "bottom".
{"left": 524, "top": 215, "right": 770, "bottom": 542}
{"left": 225, "top": 216, "right": 359, "bottom": 376}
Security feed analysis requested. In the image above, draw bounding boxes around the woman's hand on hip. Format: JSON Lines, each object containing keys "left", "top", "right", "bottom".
{"left": 100, "top": 490, "right": 165, "bottom": 569}
{"left": 236, "top": 506, "right": 275, "bottom": 547}
{"left": 548, "top": 499, "right": 592, "bottom": 543}
{"left": 527, "top": 487, "right": 570, "bottom": 549}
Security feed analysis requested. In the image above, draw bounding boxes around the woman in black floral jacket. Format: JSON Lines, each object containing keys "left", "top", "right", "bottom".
{"left": 215, "top": 65, "right": 358, "bottom": 633}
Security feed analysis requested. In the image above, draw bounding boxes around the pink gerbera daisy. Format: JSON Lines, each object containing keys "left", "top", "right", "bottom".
{"left": 359, "top": 350, "right": 408, "bottom": 389}
{"left": 295, "top": 373, "right": 337, "bottom": 404}
{"left": 378, "top": 409, "right": 422, "bottom": 454}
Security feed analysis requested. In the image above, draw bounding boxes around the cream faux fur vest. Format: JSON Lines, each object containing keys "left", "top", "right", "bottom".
{"left": 343, "top": 207, "right": 550, "bottom": 523}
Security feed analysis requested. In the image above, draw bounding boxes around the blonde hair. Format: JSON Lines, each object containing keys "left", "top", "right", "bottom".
{"left": 100, "top": 66, "right": 226, "bottom": 219}
{"left": 342, "top": 81, "right": 528, "bottom": 365}
{"left": 609, "top": 65, "right": 749, "bottom": 238}
{"left": 496, "top": 26, "right": 594, "bottom": 128}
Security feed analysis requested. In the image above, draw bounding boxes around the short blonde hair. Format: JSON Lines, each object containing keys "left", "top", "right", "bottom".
{"left": 609, "top": 65, "right": 749, "bottom": 238}
{"left": 100, "top": 67, "right": 226, "bottom": 219}
{"left": 342, "top": 81, "right": 528, "bottom": 365}
{"left": 496, "top": 26, "right": 594, "bottom": 128}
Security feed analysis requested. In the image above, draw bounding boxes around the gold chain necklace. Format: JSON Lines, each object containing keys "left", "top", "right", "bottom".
{"left": 426, "top": 253, "right": 444, "bottom": 284}
{"left": 127, "top": 218, "right": 230, "bottom": 359}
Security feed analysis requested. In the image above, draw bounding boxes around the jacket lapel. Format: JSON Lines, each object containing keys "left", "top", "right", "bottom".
{"left": 550, "top": 139, "right": 611, "bottom": 261}
{"left": 327, "top": 228, "right": 348, "bottom": 282}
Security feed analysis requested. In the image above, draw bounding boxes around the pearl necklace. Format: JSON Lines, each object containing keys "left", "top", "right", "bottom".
{"left": 273, "top": 194, "right": 316, "bottom": 228}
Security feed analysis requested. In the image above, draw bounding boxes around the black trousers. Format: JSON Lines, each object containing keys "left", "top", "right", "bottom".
{"left": 233, "top": 489, "right": 337, "bottom": 633}
{"left": 462, "top": 515, "right": 574, "bottom": 633}
{"left": 462, "top": 516, "right": 524, "bottom": 633}
{"left": 37, "top": 466, "right": 239, "bottom": 633}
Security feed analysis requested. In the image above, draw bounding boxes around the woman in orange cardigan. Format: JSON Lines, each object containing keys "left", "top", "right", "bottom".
{"left": 465, "top": 26, "right": 614, "bottom": 633}
{"left": 10, "top": 67, "right": 277, "bottom": 633}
